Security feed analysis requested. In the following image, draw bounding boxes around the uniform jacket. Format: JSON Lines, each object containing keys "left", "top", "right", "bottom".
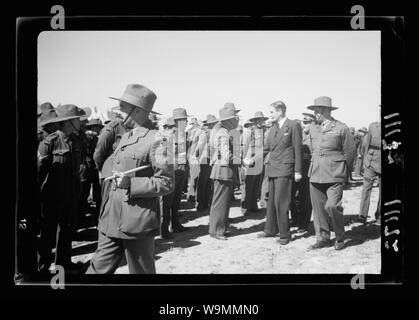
{"left": 94, "top": 119, "right": 127, "bottom": 179}
{"left": 308, "top": 119, "right": 356, "bottom": 183}
{"left": 263, "top": 118, "right": 303, "bottom": 178}
{"left": 210, "top": 125, "right": 240, "bottom": 181}
{"left": 38, "top": 130, "right": 82, "bottom": 210}
{"left": 243, "top": 126, "right": 265, "bottom": 176}
{"left": 362, "top": 121, "right": 381, "bottom": 174}
{"left": 98, "top": 126, "right": 174, "bottom": 239}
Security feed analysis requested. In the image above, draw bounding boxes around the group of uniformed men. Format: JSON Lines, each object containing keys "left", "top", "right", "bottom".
{"left": 30, "top": 83, "right": 382, "bottom": 275}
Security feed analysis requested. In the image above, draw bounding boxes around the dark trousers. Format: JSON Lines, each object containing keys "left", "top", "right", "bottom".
{"left": 209, "top": 180, "right": 233, "bottom": 236}
{"left": 310, "top": 182, "right": 345, "bottom": 242}
{"left": 265, "top": 177, "right": 293, "bottom": 239}
{"left": 359, "top": 167, "right": 381, "bottom": 219}
{"left": 241, "top": 174, "right": 260, "bottom": 213}
{"left": 293, "top": 177, "right": 312, "bottom": 229}
{"left": 38, "top": 203, "right": 76, "bottom": 270}
{"left": 86, "top": 231, "right": 155, "bottom": 274}
{"left": 260, "top": 165, "right": 269, "bottom": 207}
{"left": 161, "top": 169, "right": 187, "bottom": 232}
{"left": 196, "top": 164, "right": 212, "bottom": 210}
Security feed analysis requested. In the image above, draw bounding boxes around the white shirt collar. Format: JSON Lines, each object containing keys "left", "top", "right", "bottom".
{"left": 278, "top": 117, "right": 287, "bottom": 129}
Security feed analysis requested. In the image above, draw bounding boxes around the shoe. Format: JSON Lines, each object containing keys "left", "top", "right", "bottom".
{"left": 356, "top": 215, "right": 367, "bottom": 224}
{"left": 257, "top": 232, "right": 276, "bottom": 238}
{"left": 172, "top": 225, "right": 188, "bottom": 233}
{"left": 161, "top": 232, "right": 173, "bottom": 239}
{"left": 334, "top": 241, "right": 345, "bottom": 250}
{"left": 277, "top": 238, "right": 290, "bottom": 245}
{"left": 210, "top": 234, "right": 228, "bottom": 240}
{"left": 307, "top": 240, "right": 331, "bottom": 250}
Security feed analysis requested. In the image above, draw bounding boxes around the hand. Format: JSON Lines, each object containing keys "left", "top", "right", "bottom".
{"left": 294, "top": 172, "right": 302, "bottom": 182}
{"left": 112, "top": 171, "right": 131, "bottom": 189}
{"left": 243, "top": 158, "right": 255, "bottom": 167}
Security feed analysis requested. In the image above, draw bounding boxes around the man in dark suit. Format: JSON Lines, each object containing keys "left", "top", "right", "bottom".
{"left": 254, "top": 101, "right": 302, "bottom": 245}
{"left": 86, "top": 84, "right": 174, "bottom": 274}
{"left": 306, "top": 96, "right": 356, "bottom": 251}
{"left": 357, "top": 121, "right": 381, "bottom": 224}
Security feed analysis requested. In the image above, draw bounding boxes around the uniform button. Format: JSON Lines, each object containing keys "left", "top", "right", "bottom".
{"left": 116, "top": 160, "right": 120, "bottom": 164}
{"left": 121, "top": 147, "right": 125, "bottom": 151}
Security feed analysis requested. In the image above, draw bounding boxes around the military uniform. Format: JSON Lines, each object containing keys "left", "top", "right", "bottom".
{"left": 308, "top": 119, "right": 356, "bottom": 243}
{"left": 86, "top": 126, "right": 174, "bottom": 274}
{"left": 359, "top": 122, "right": 381, "bottom": 220}
{"left": 209, "top": 125, "right": 240, "bottom": 237}
{"left": 93, "top": 118, "right": 127, "bottom": 217}
{"left": 38, "top": 130, "right": 83, "bottom": 270}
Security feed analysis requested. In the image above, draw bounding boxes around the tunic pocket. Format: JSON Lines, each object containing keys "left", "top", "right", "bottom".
{"left": 52, "top": 149, "right": 70, "bottom": 164}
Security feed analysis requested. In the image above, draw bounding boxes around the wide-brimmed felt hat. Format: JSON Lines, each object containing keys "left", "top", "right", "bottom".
{"left": 79, "top": 107, "right": 92, "bottom": 121}
{"left": 219, "top": 102, "right": 240, "bottom": 121}
{"left": 307, "top": 96, "right": 338, "bottom": 111}
{"left": 243, "top": 119, "right": 254, "bottom": 128}
{"left": 358, "top": 127, "right": 368, "bottom": 133}
{"left": 163, "top": 117, "right": 175, "bottom": 128}
{"left": 302, "top": 112, "right": 316, "bottom": 122}
{"left": 172, "top": 107, "right": 189, "bottom": 120}
{"left": 48, "top": 104, "right": 81, "bottom": 123}
{"left": 38, "top": 102, "right": 54, "bottom": 118}
{"left": 203, "top": 114, "right": 218, "bottom": 125}
{"left": 249, "top": 111, "right": 268, "bottom": 122}
{"left": 86, "top": 118, "right": 104, "bottom": 127}
{"left": 109, "top": 84, "right": 159, "bottom": 115}
{"left": 38, "top": 109, "right": 58, "bottom": 126}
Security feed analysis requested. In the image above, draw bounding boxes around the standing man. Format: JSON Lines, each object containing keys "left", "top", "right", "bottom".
{"left": 241, "top": 112, "right": 268, "bottom": 215}
{"left": 354, "top": 127, "right": 368, "bottom": 177}
{"left": 256, "top": 101, "right": 302, "bottom": 245}
{"left": 160, "top": 108, "right": 190, "bottom": 238}
{"left": 306, "top": 96, "right": 356, "bottom": 251}
{"left": 86, "top": 84, "right": 174, "bottom": 274}
{"left": 38, "top": 104, "right": 84, "bottom": 272}
{"left": 37, "top": 103, "right": 58, "bottom": 146}
{"left": 357, "top": 121, "right": 381, "bottom": 224}
{"left": 195, "top": 114, "right": 218, "bottom": 212}
{"left": 209, "top": 103, "right": 240, "bottom": 240}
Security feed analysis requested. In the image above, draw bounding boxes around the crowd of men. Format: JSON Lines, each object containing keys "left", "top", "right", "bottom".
{"left": 18, "top": 83, "right": 382, "bottom": 276}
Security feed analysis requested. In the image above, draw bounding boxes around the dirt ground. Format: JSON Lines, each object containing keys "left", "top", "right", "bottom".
{"left": 72, "top": 178, "right": 380, "bottom": 274}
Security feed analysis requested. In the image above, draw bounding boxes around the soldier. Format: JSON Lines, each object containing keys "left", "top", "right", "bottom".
{"left": 357, "top": 121, "right": 381, "bottom": 224}
{"left": 241, "top": 112, "right": 268, "bottom": 215}
{"left": 86, "top": 84, "right": 174, "bottom": 274}
{"left": 306, "top": 96, "right": 356, "bottom": 251}
{"left": 160, "top": 108, "right": 190, "bottom": 239}
{"left": 354, "top": 127, "right": 368, "bottom": 177}
{"left": 79, "top": 118, "right": 104, "bottom": 221}
{"left": 38, "top": 104, "right": 84, "bottom": 272}
{"left": 37, "top": 103, "right": 59, "bottom": 146}
{"left": 195, "top": 114, "right": 218, "bottom": 212}
{"left": 209, "top": 103, "right": 241, "bottom": 240}
{"left": 186, "top": 117, "right": 201, "bottom": 203}
{"left": 255, "top": 101, "right": 302, "bottom": 245}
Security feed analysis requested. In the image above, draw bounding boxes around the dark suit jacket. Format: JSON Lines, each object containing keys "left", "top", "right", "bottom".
{"left": 263, "top": 118, "right": 303, "bottom": 178}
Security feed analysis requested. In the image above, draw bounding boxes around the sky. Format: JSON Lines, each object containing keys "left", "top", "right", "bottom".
{"left": 38, "top": 30, "right": 380, "bottom": 129}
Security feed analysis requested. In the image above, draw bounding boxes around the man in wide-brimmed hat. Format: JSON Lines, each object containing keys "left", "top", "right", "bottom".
{"left": 160, "top": 108, "right": 190, "bottom": 239}
{"left": 241, "top": 111, "right": 269, "bottom": 215}
{"left": 255, "top": 101, "right": 302, "bottom": 246}
{"left": 87, "top": 84, "right": 174, "bottom": 274}
{"left": 208, "top": 103, "right": 241, "bottom": 240}
{"left": 195, "top": 114, "right": 218, "bottom": 212}
{"left": 357, "top": 113, "right": 381, "bottom": 224}
{"left": 353, "top": 126, "right": 368, "bottom": 177}
{"left": 37, "top": 104, "right": 85, "bottom": 272}
{"left": 306, "top": 96, "right": 356, "bottom": 251}
{"left": 37, "top": 102, "right": 59, "bottom": 145}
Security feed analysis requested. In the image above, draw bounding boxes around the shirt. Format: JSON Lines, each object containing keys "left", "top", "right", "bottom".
{"left": 278, "top": 117, "right": 288, "bottom": 129}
